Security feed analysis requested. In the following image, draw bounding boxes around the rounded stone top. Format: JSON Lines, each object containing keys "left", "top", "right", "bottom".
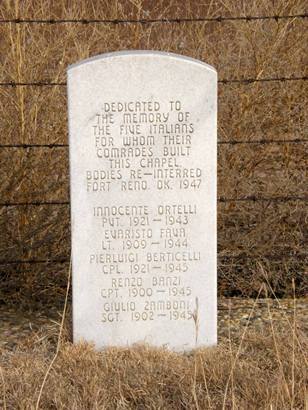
{"left": 67, "top": 50, "right": 217, "bottom": 74}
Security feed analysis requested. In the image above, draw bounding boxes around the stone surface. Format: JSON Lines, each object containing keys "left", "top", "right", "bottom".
{"left": 2, "top": 299, "right": 308, "bottom": 350}
{"left": 67, "top": 51, "right": 217, "bottom": 350}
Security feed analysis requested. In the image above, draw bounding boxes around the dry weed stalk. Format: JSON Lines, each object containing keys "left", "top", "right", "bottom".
{"left": 259, "top": 263, "right": 308, "bottom": 367}
{"left": 0, "top": 296, "right": 307, "bottom": 408}
{"left": 222, "top": 284, "right": 264, "bottom": 409}
{"left": 0, "top": 2, "right": 307, "bottom": 406}
{"left": 0, "top": 364, "right": 6, "bottom": 410}
{"left": 35, "top": 257, "right": 71, "bottom": 410}
{"left": 0, "top": 10, "right": 305, "bottom": 303}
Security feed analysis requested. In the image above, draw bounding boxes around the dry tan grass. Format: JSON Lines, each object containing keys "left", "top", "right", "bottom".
{"left": 0, "top": 310, "right": 307, "bottom": 409}
{"left": 0, "top": 1, "right": 307, "bottom": 303}
{"left": 0, "top": 196, "right": 306, "bottom": 308}
{"left": 1, "top": 81, "right": 307, "bottom": 146}
{"left": 0, "top": 0, "right": 306, "bottom": 20}
{"left": 0, "top": 18, "right": 306, "bottom": 83}
{"left": 0, "top": 2, "right": 307, "bottom": 408}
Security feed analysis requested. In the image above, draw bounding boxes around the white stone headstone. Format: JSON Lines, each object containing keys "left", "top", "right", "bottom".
{"left": 67, "top": 51, "right": 217, "bottom": 351}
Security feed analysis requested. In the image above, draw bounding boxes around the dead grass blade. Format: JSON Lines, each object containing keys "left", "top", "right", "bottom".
{"left": 35, "top": 256, "right": 71, "bottom": 409}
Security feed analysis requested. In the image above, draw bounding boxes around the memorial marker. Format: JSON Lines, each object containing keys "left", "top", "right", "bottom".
{"left": 67, "top": 51, "right": 217, "bottom": 350}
